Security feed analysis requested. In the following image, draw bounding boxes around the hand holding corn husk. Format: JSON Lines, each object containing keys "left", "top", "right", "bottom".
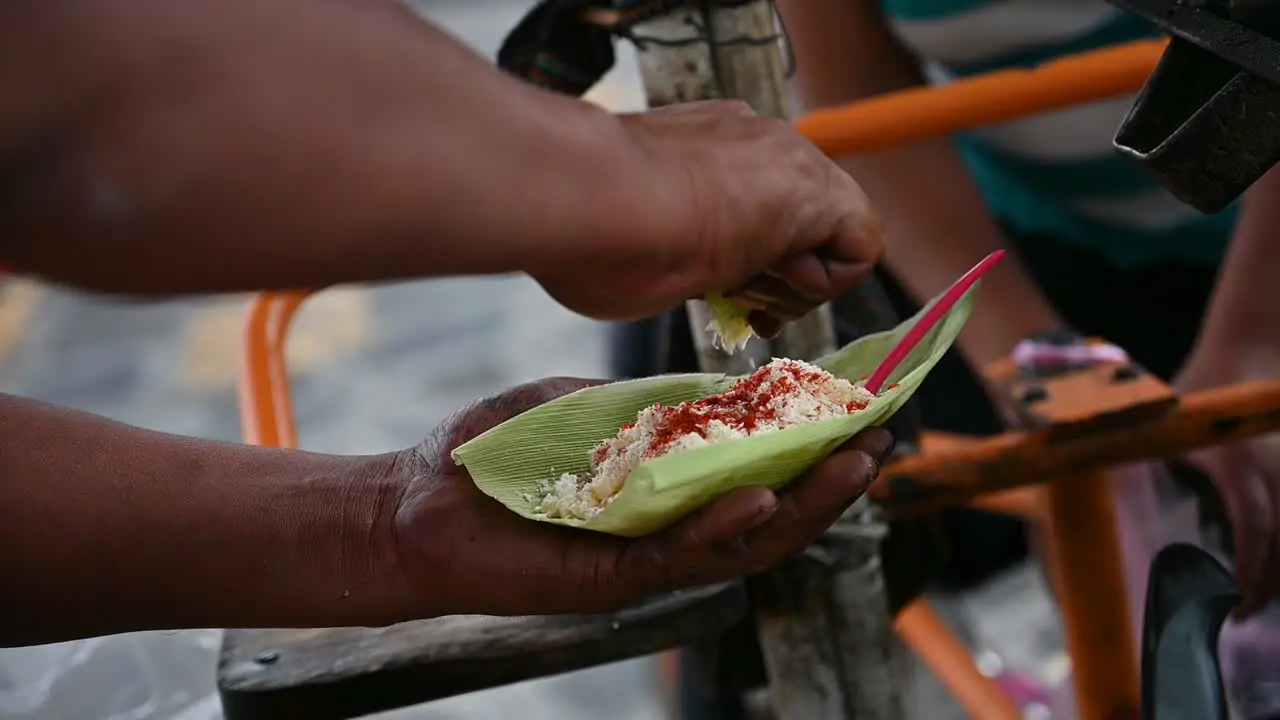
{"left": 531, "top": 100, "right": 883, "bottom": 337}
{"left": 390, "top": 378, "right": 892, "bottom": 617}
{"left": 455, "top": 269, "right": 982, "bottom": 538}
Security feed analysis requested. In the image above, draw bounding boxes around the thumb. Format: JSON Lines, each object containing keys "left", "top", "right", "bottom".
{"left": 480, "top": 377, "right": 607, "bottom": 417}
{"left": 440, "top": 377, "right": 607, "bottom": 450}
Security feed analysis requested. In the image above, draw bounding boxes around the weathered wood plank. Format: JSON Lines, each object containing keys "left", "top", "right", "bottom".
{"left": 218, "top": 582, "right": 745, "bottom": 720}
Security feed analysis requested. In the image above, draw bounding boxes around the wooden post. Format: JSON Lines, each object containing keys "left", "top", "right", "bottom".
{"left": 631, "top": 4, "right": 906, "bottom": 718}
{"left": 631, "top": 5, "right": 771, "bottom": 376}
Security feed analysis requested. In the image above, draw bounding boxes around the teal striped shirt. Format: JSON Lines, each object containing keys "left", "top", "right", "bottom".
{"left": 879, "top": 0, "right": 1234, "bottom": 268}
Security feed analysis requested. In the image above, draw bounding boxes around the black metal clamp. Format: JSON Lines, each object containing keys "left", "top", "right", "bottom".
{"left": 1108, "top": 0, "right": 1280, "bottom": 213}
{"left": 497, "top": 0, "right": 767, "bottom": 97}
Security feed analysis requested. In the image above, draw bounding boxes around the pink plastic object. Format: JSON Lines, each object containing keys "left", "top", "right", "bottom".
{"left": 864, "top": 249, "right": 1006, "bottom": 394}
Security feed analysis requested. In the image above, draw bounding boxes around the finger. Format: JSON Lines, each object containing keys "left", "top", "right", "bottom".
{"left": 617, "top": 486, "right": 779, "bottom": 592}
{"left": 770, "top": 254, "right": 832, "bottom": 302}
{"left": 1257, "top": 468, "right": 1280, "bottom": 618}
{"left": 493, "top": 376, "right": 606, "bottom": 412}
{"left": 756, "top": 304, "right": 816, "bottom": 327}
{"left": 815, "top": 175, "right": 884, "bottom": 297}
{"left": 1234, "top": 472, "right": 1276, "bottom": 618}
{"left": 747, "top": 312, "right": 784, "bottom": 340}
{"left": 834, "top": 426, "right": 897, "bottom": 459}
{"left": 748, "top": 309, "right": 817, "bottom": 343}
{"left": 1240, "top": 466, "right": 1280, "bottom": 617}
{"left": 673, "top": 486, "right": 780, "bottom": 546}
{"left": 722, "top": 289, "right": 769, "bottom": 311}
{"left": 1227, "top": 479, "right": 1272, "bottom": 618}
{"left": 744, "top": 428, "right": 894, "bottom": 559}
{"left": 732, "top": 260, "right": 836, "bottom": 327}
{"left": 1201, "top": 446, "right": 1276, "bottom": 617}
{"left": 723, "top": 279, "right": 816, "bottom": 332}
{"left": 726, "top": 286, "right": 800, "bottom": 315}
{"left": 740, "top": 273, "right": 820, "bottom": 315}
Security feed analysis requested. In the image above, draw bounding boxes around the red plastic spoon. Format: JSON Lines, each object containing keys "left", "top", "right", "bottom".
{"left": 864, "top": 249, "right": 1006, "bottom": 395}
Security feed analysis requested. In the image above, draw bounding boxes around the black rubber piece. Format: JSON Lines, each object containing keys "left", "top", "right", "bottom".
{"left": 1142, "top": 543, "right": 1241, "bottom": 720}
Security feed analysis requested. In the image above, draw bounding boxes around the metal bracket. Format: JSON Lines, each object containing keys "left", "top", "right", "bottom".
{"left": 1108, "top": 0, "right": 1280, "bottom": 212}
{"left": 496, "top": 0, "right": 777, "bottom": 97}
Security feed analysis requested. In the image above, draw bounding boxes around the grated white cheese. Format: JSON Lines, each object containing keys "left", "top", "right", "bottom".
{"left": 536, "top": 358, "right": 874, "bottom": 521}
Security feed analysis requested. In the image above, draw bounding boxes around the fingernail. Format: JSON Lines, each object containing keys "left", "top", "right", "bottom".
{"left": 865, "top": 427, "right": 896, "bottom": 461}
{"left": 750, "top": 501, "right": 778, "bottom": 528}
{"left": 724, "top": 291, "right": 768, "bottom": 310}
{"left": 859, "top": 453, "right": 883, "bottom": 488}
{"left": 881, "top": 431, "right": 897, "bottom": 460}
{"left": 737, "top": 289, "right": 775, "bottom": 305}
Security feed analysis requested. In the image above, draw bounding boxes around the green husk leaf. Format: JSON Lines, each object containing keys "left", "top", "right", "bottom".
{"left": 452, "top": 280, "right": 980, "bottom": 537}
{"left": 703, "top": 293, "right": 755, "bottom": 352}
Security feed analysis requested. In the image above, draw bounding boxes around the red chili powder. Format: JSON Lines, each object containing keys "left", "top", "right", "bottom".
{"left": 639, "top": 361, "right": 867, "bottom": 457}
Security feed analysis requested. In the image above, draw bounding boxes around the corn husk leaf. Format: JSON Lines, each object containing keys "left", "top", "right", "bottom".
{"left": 453, "top": 280, "right": 979, "bottom": 537}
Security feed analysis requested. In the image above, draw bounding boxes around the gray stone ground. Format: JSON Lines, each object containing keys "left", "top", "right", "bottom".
{"left": 0, "top": 2, "right": 1070, "bottom": 718}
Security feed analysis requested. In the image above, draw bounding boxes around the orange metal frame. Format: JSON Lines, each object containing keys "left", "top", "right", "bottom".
{"left": 237, "top": 38, "right": 1228, "bottom": 720}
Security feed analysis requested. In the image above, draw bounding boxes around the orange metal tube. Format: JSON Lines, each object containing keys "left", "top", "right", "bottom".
{"left": 1042, "top": 472, "right": 1142, "bottom": 720}
{"left": 795, "top": 40, "right": 1166, "bottom": 158}
{"left": 968, "top": 486, "right": 1045, "bottom": 521}
{"left": 919, "top": 430, "right": 984, "bottom": 455}
{"left": 920, "top": 434, "right": 1046, "bottom": 519}
{"left": 875, "top": 378, "right": 1280, "bottom": 514}
{"left": 895, "top": 600, "right": 1022, "bottom": 720}
{"left": 237, "top": 292, "right": 311, "bottom": 448}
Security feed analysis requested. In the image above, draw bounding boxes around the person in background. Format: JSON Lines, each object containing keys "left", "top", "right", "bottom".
{"left": 775, "top": 0, "right": 1280, "bottom": 619}
{"left": 0, "top": 0, "right": 892, "bottom": 647}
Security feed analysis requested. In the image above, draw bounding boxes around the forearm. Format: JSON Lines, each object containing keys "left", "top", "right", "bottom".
{"left": 837, "top": 144, "right": 1062, "bottom": 367}
{"left": 1194, "top": 166, "right": 1280, "bottom": 355}
{"left": 780, "top": 0, "right": 1061, "bottom": 368}
{"left": 0, "top": 394, "right": 414, "bottom": 647}
{"left": 0, "top": 0, "right": 645, "bottom": 295}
